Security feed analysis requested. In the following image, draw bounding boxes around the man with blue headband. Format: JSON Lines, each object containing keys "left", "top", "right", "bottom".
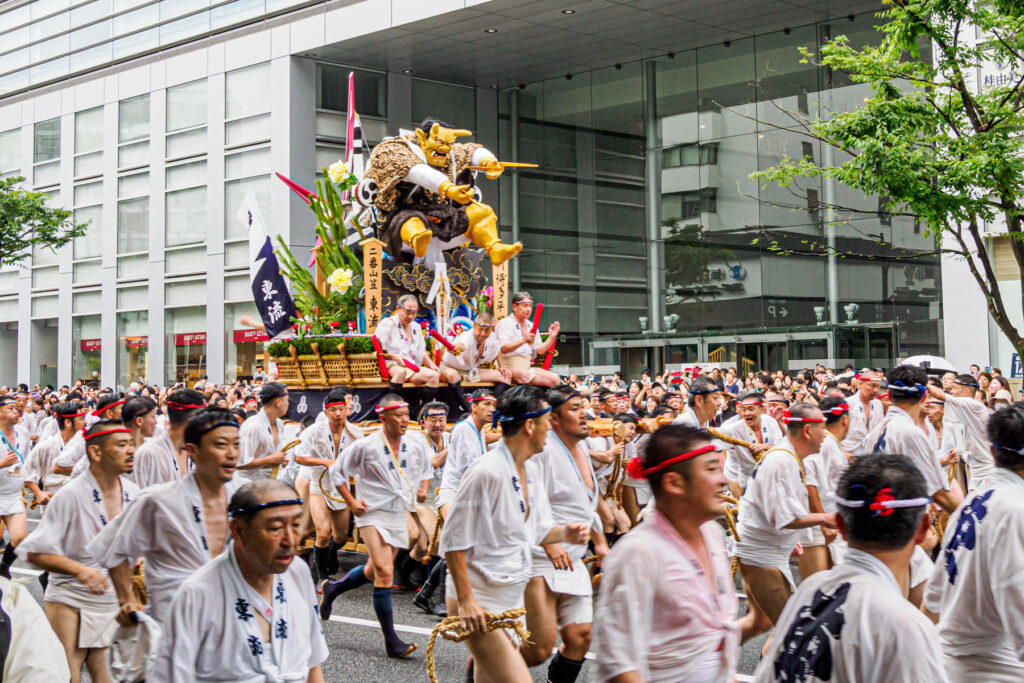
{"left": 672, "top": 375, "right": 722, "bottom": 428}
{"left": 927, "top": 372, "right": 994, "bottom": 491}
{"left": 151, "top": 479, "right": 326, "bottom": 682}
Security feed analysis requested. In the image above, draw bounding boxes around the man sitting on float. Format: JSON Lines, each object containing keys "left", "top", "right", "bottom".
{"left": 376, "top": 294, "right": 443, "bottom": 410}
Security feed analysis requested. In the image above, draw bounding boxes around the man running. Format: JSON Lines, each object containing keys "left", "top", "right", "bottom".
{"left": 238, "top": 382, "right": 289, "bottom": 481}
{"left": 131, "top": 389, "right": 205, "bottom": 488}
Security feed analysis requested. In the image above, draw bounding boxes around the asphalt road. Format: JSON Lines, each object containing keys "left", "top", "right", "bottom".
{"left": 12, "top": 514, "right": 768, "bottom": 683}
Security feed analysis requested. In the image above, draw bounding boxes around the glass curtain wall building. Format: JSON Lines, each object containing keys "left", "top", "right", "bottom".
{"left": 0, "top": 0, "right": 942, "bottom": 387}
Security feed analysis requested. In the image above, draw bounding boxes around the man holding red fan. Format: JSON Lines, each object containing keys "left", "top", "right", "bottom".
{"left": 495, "top": 291, "right": 561, "bottom": 388}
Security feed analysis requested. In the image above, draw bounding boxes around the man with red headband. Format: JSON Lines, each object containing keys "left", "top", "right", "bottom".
{"left": 736, "top": 402, "right": 835, "bottom": 632}
{"left": 495, "top": 291, "right": 561, "bottom": 388}
{"left": 593, "top": 424, "right": 746, "bottom": 682}
{"left": 720, "top": 390, "right": 784, "bottom": 498}
{"left": 52, "top": 392, "right": 126, "bottom": 477}
{"left": 842, "top": 369, "right": 884, "bottom": 453}
{"left": 0, "top": 394, "right": 43, "bottom": 578}
{"left": 130, "top": 390, "right": 205, "bottom": 488}
{"left": 800, "top": 396, "right": 852, "bottom": 577}
{"left": 88, "top": 408, "right": 242, "bottom": 625}
{"left": 23, "top": 400, "right": 87, "bottom": 502}
{"left": 319, "top": 393, "right": 431, "bottom": 658}
{"left": 756, "top": 452, "right": 944, "bottom": 682}
{"left": 20, "top": 419, "right": 138, "bottom": 682}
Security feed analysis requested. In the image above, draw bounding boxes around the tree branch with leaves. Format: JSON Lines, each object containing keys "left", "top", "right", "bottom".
{"left": 0, "top": 176, "right": 88, "bottom": 268}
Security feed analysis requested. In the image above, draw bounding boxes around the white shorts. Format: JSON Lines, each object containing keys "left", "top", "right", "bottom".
{"left": 0, "top": 492, "right": 24, "bottom": 516}
{"left": 943, "top": 652, "right": 1024, "bottom": 682}
{"left": 435, "top": 487, "right": 457, "bottom": 509}
{"left": 44, "top": 580, "right": 120, "bottom": 649}
{"left": 356, "top": 508, "right": 410, "bottom": 549}
{"left": 308, "top": 467, "right": 347, "bottom": 511}
{"left": 446, "top": 569, "right": 526, "bottom": 643}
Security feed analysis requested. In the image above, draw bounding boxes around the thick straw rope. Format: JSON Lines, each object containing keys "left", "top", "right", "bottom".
{"left": 706, "top": 428, "right": 763, "bottom": 462}
{"left": 317, "top": 468, "right": 347, "bottom": 505}
{"left": 426, "top": 608, "right": 530, "bottom": 683}
{"left": 424, "top": 493, "right": 444, "bottom": 565}
{"left": 270, "top": 438, "right": 304, "bottom": 479}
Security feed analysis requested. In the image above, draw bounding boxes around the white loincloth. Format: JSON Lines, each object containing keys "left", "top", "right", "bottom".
{"left": 45, "top": 580, "right": 120, "bottom": 649}
{"left": 355, "top": 508, "right": 409, "bottom": 548}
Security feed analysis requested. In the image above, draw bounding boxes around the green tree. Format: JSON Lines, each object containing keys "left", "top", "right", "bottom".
{"left": 0, "top": 176, "right": 87, "bottom": 268}
{"left": 754, "top": 0, "right": 1024, "bottom": 357}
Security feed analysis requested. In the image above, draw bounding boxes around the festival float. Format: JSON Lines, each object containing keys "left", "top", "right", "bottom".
{"left": 257, "top": 88, "right": 552, "bottom": 421}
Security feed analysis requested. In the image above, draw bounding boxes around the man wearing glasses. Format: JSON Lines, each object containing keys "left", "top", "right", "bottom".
{"left": 375, "top": 294, "right": 443, "bottom": 409}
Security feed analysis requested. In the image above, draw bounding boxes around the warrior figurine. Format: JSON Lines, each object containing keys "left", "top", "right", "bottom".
{"left": 357, "top": 117, "right": 522, "bottom": 265}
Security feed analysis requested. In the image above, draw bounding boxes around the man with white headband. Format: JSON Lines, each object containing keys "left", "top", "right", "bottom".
{"left": 88, "top": 408, "right": 242, "bottom": 624}
{"left": 756, "top": 452, "right": 945, "bottom": 682}
{"left": 319, "top": 393, "right": 431, "bottom": 659}
{"left": 927, "top": 373, "right": 993, "bottom": 490}
{"left": 20, "top": 419, "right": 139, "bottom": 682}
{"left": 924, "top": 403, "right": 1024, "bottom": 681}
{"left": 151, "top": 480, "right": 327, "bottom": 682}
{"left": 440, "top": 385, "right": 590, "bottom": 683}
{"left": 736, "top": 402, "right": 836, "bottom": 634}
{"left": 672, "top": 375, "right": 721, "bottom": 428}
{"left": 719, "top": 390, "right": 784, "bottom": 497}
{"left": 842, "top": 370, "right": 884, "bottom": 453}
{"left": 438, "top": 311, "right": 511, "bottom": 411}
{"left": 494, "top": 291, "right": 562, "bottom": 387}
{"left": 593, "top": 424, "right": 746, "bottom": 682}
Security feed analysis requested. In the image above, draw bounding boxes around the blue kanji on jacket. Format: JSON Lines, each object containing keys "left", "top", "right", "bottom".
{"left": 944, "top": 489, "right": 995, "bottom": 585}
{"left": 774, "top": 582, "right": 850, "bottom": 682}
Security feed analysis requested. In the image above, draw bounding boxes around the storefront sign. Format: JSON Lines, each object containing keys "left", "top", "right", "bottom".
{"left": 234, "top": 328, "right": 270, "bottom": 343}
{"left": 80, "top": 339, "right": 101, "bottom": 352}
{"left": 124, "top": 336, "right": 148, "bottom": 349}
{"left": 175, "top": 332, "right": 207, "bottom": 346}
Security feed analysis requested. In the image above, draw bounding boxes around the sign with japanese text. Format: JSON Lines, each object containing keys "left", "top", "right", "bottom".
{"left": 361, "top": 237, "right": 385, "bottom": 333}
{"left": 492, "top": 259, "right": 508, "bottom": 319}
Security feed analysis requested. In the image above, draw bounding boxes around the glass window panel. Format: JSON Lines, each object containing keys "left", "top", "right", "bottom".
{"left": 30, "top": 34, "right": 69, "bottom": 64}
{"left": 31, "top": 294, "right": 58, "bottom": 314}
{"left": 160, "top": 10, "right": 209, "bottom": 46}
{"left": 72, "top": 314, "right": 102, "bottom": 381}
{"left": 74, "top": 151, "right": 103, "bottom": 177}
{"left": 114, "top": 0, "right": 150, "bottom": 12}
{"left": 112, "top": 26, "right": 157, "bottom": 60}
{"left": 34, "top": 118, "right": 60, "bottom": 162}
{"left": 0, "top": 70, "right": 31, "bottom": 96}
{"left": 70, "top": 42, "right": 113, "bottom": 73}
{"left": 164, "top": 304, "right": 206, "bottom": 384}
{"left": 225, "top": 147, "right": 270, "bottom": 179}
{"left": 113, "top": 2, "right": 158, "bottom": 34}
{"left": 69, "top": 19, "right": 112, "bottom": 51}
{"left": 317, "top": 64, "right": 386, "bottom": 117}
{"left": 1, "top": 5, "right": 31, "bottom": 31}
{"left": 74, "top": 180, "right": 102, "bottom": 205}
{"left": 165, "top": 186, "right": 206, "bottom": 246}
{"left": 224, "top": 174, "right": 269, "bottom": 240}
{"left": 75, "top": 106, "right": 103, "bottom": 153}
{"left": 32, "top": 241, "right": 60, "bottom": 266}
{"left": 73, "top": 293, "right": 101, "bottom": 315}
{"left": 117, "top": 253, "right": 148, "bottom": 279}
{"left": 71, "top": 0, "right": 112, "bottom": 25}
{"left": 165, "top": 127, "right": 206, "bottom": 158}
{"left": 73, "top": 205, "right": 103, "bottom": 259}
{"left": 165, "top": 245, "right": 205, "bottom": 274}
{"left": 33, "top": 160, "right": 60, "bottom": 186}
{"left": 160, "top": 0, "right": 209, "bottom": 21}
{"left": 211, "top": 0, "right": 264, "bottom": 31}
{"left": 166, "top": 160, "right": 206, "bottom": 190}
{"left": 411, "top": 78, "right": 475, "bottom": 130}
{"left": 31, "top": 0, "right": 69, "bottom": 20}
{"left": 30, "top": 11, "right": 69, "bottom": 42}
{"left": 73, "top": 259, "right": 102, "bottom": 283}
{"left": 29, "top": 56, "right": 69, "bottom": 85}
{"left": 118, "top": 140, "right": 149, "bottom": 167}
{"left": 0, "top": 272, "right": 17, "bottom": 293}
{"left": 224, "top": 113, "right": 270, "bottom": 146}
{"left": 1, "top": 47, "right": 30, "bottom": 73}
{"left": 0, "top": 129, "right": 19, "bottom": 172}
{"left": 118, "top": 171, "right": 148, "bottom": 198}
{"left": 116, "top": 309, "right": 149, "bottom": 388}
{"left": 117, "top": 196, "right": 148, "bottom": 253}
{"left": 224, "top": 240, "right": 249, "bottom": 268}
{"left": 314, "top": 144, "right": 342, "bottom": 173}
{"left": 117, "top": 285, "right": 147, "bottom": 308}
{"left": 167, "top": 79, "right": 207, "bottom": 132}
{"left": 315, "top": 111, "right": 344, "bottom": 139}
{"left": 225, "top": 63, "right": 270, "bottom": 120}
{"left": 119, "top": 94, "right": 149, "bottom": 143}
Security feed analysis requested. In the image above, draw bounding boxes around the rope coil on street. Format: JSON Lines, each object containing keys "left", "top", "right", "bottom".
{"left": 426, "top": 608, "right": 529, "bottom": 683}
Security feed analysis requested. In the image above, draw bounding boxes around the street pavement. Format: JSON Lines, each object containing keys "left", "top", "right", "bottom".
{"left": 13, "top": 514, "right": 767, "bottom": 683}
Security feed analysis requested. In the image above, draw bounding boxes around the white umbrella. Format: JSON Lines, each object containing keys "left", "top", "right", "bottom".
{"left": 900, "top": 355, "right": 957, "bottom": 373}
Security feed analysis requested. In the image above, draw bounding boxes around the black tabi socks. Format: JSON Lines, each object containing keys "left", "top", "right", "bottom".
{"left": 314, "top": 546, "right": 332, "bottom": 580}
{"left": 450, "top": 381, "right": 471, "bottom": 414}
{"left": 547, "top": 651, "right": 585, "bottom": 683}
{"left": 0, "top": 543, "right": 15, "bottom": 579}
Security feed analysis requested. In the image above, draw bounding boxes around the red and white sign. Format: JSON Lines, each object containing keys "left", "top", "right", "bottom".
{"left": 124, "top": 336, "right": 148, "bottom": 349}
{"left": 80, "top": 339, "right": 101, "bottom": 352}
{"left": 175, "top": 332, "right": 207, "bottom": 346}
{"left": 234, "top": 329, "right": 269, "bottom": 343}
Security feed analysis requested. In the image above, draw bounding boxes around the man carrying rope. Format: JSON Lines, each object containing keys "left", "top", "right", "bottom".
{"left": 593, "top": 424, "right": 748, "bottom": 682}
{"left": 292, "top": 387, "right": 362, "bottom": 583}
{"left": 719, "top": 390, "right": 783, "bottom": 499}
{"left": 129, "top": 389, "right": 204, "bottom": 488}
{"left": 416, "top": 390, "right": 496, "bottom": 617}
{"left": 521, "top": 385, "right": 612, "bottom": 683}
{"left": 756, "top": 452, "right": 944, "bottom": 682}
{"left": 88, "top": 408, "right": 241, "bottom": 624}
{"left": 735, "top": 403, "right": 836, "bottom": 637}
{"left": 151, "top": 480, "right": 327, "bottom": 682}
{"left": 924, "top": 403, "right": 1024, "bottom": 681}
{"left": 319, "top": 393, "right": 430, "bottom": 659}
{"left": 440, "top": 385, "right": 590, "bottom": 683}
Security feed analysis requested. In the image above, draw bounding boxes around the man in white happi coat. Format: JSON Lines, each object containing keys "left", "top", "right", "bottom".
{"left": 924, "top": 403, "right": 1024, "bottom": 682}
{"left": 927, "top": 373, "right": 993, "bottom": 490}
{"left": 720, "top": 390, "right": 783, "bottom": 497}
{"left": 842, "top": 370, "right": 884, "bottom": 453}
{"left": 292, "top": 387, "right": 362, "bottom": 583}
{"left": 671, "top": 376, "right": 722, "bottom": 429}
{"left": 522, "top": 386, "right": 612, "bottom": 683}
{"left": 593, "top": 424, "right": 748, "bottom": 683}
{"left": 398, "top": 401, "right": 449, "bottom": 590}
{"left": 15, "top": 393, "right": 38, "bottom": 445}
{"left": 20, "top": 419, "right": 139, "bottom": 683}
{"left": 494, "top": 291, "right": 561, "bottom": 387}
{"left": 800, "top": 397, "right": 852, "bottom": 578}
{"left": 318, "top": 393, "right": 430, "bottom": 658}
{"left": 130, "top": 389, "right": 204, "bottom": 488}
{"left": 439, "top": 311, "right": 513, "bottom": 398}
{"left": 151, "top": 480, "right": 327, "bottom": 683}
{"left": 441, "top": 385, "right": 590, "bottom": 683}
{"left": 736, "top": 403, "right": 835, "bottom": 634}
{"left": 88, "top": 408, "right": 242, "bottom": 624}
{"left": 0, "top": 574, "right": 72, "bottom": 680}
{"left": 53, "top": 393, "right": 126, "bottom": 477}
{"left": 238, "top": 382, "right": 289, "bottom": 481}
{"left": 416, "top": 390, "right": 497, "bottom": 618}
{"left": 0, "top": 394, "right": 42, "bottom": 578}
{"left": 756, "top": 452, "right": 947, "bottom": 683}
{"left": 375, "top": 294, "right": 443, "bottom": 402}
{"left": 23, "top": 400, "right": 87, "bottom": 501}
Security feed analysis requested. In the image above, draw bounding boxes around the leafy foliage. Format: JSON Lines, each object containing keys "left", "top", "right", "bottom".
{"left": 266, "top": 334, "right": 375, "bottom": 358}
{"left": 753, "top": 0, "right": 1024, "bottom": 355}
{"left": 0, "top": 176, "right": 89, "bottom": 268}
